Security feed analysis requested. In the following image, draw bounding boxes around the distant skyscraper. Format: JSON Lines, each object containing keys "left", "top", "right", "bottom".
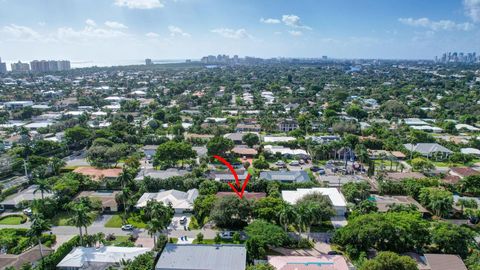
{"left": 11, "top": 61, "right": 30, "bottom": 72}
{"left": 145, "top": 58, "right": 153, "bottom": 65}
{"left": 30, "top": 60, "right": 70, "bottom": 72}
{"left": 0, "top": 57, "right": 6, "bottom": 73}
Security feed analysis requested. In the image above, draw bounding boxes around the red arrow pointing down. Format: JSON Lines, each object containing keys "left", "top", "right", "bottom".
{"left": 213, "top": 155, "right": 251, "bottom": 199}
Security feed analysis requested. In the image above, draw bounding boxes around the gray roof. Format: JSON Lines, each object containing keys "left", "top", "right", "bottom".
{"left": 155, "top": 244, "right": 246, "bottom": 270}
{"left": 259, "top": 171, "right": 310, "bottom": 183}
{"left": 403, "top": 143, "right": 453, "bottom": 155}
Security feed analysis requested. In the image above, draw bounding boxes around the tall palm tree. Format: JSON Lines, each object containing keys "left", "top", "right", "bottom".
{"left": 33, "top": 179, "right": 52, "bottom": 200}
{"left": 28, "top": 214, "right": 51, "bottom": 267}
{"left": 146, "top": 218, "right": 162, "bottom": 248}
{"left": 69, "top": 203, "right": 93, "bottom": 246}
{"left": 278, "top": 204, "right": 298, "bottom": 232}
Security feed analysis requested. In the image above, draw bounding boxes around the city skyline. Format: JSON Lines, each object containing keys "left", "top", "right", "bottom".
{"left": 1, "top": 0, "right": 480, "bottom": 66}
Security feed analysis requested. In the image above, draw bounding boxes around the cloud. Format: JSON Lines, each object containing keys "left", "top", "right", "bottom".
{"left": 145, "top": 32, "right": 160, "bottom": 38}
{"left": 288, "top": 30, "right": 302, "bottom": 36}
{"left": 260, "top": 18, "right": 281, "bottom": 24}
{"left": 1, "top": 24, "right": 42, "bottom": 41}
{"left": 282, "top": 14, "right": 311, "bottom": 29}
{"left": 168, "top": 25, "right": 190, "bottom": 37}
{"left": 105, "top": 21, "right": 128, "bottom": 29}
{"left": 211, "top": 28, "right": 251, "bottom": 39}
{"left": 398, "top": 17, "right": 474, "bottom": 31}
{"left": 114, "top": 0, "right": 164, "bottom": 9}
{"left": 56, "top": 21, "right": 128, "bottom": 42}
{"left": 85, "top": 19, "right": 97, "bottom": 27}
{"left": 464, "top": 0, "right": 480, "bottom": 22}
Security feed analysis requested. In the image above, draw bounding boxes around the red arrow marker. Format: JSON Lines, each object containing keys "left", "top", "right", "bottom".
{"left": 213, "top": 155, "right": 251, "bottom": 199}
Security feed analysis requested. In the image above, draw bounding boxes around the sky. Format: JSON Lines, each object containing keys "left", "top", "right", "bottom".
{"left": 1, "top": 0, "right": 480, "bottom": 66}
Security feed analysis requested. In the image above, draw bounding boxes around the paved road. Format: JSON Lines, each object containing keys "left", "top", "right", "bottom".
{"left": 0, "top": 175, "right": 28, "bottom": 189}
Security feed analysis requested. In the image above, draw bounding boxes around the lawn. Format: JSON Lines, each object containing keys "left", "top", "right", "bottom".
{"left": 105, "top": 214, "right": 147, "bottom": 228}
{"left": 105, "top": 235, "right": 135, "bottom": 247}
{"left": 374, "top": 160, "right": 400, "bottom": 171}
{"left": 52, "top": 211, "right": 99, "bottom": 226}
{"left": 0, "top": 215, "right": 26, "bottom": 225}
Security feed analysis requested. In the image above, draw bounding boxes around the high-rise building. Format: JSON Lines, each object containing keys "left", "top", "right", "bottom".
{"left": 30, "top": 60, "right": 71, "bottom": 72}
{"left": 11, "top": 61, "right": 30, "bottom": 72}
{"left": 0, "top": 57, "right": 7, "bottom": 74}
{"left": 145, "top": 58, "right": 153, "bottom": 65}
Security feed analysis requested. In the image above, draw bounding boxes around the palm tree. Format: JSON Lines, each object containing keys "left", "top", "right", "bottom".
{"left": 69, "top": 203, "right": 93, "bottom": 246}
{"left": 28, "top": 214, "right": 51, "bottom": 267}
{"left": 278, "top": 204, "right": 297, "bottom": 232}
{"left": 456, "top": 198, "right": 478, "bottom": 215}
{"left": 146, "top": 218, "right": 162, "bottom": 248}
{"left": 33, "top": 179, "right": 52, "bottom": 200}
{"left": 144, "top": 200, "right": 173, "bottom": 240}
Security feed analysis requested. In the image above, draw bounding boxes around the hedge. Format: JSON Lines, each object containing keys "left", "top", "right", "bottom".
{"left": 34, "top": 235, "right": 80, "bottom": 270}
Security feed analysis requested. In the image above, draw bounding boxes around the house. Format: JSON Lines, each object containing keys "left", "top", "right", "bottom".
{"left": 261, "top": 171, "right": 310, "bottom": 184}
{"left": 136, "top": 189, "right": 198, "bottom": 213}
{"left": 453, "top": 195, "right": 480, "bottom": 212}
{"left": 277, "top": 119, "right": 298, "bottom": 132}
{"left": 143, "top": 145, "right": 158, "bottom": 158}
{"left": 235, "top": 123, "right": 261, "bottom": 132}
{"left": 216, "top": 192, "right": 266, "bottom": 200}
{"left": 0, "top": 245, "right": 53, "bottom": 269}
{"left": 263, "top": 136, "right": 296, "bottom": 143}
{"left": 1, "top": 185, "right": 54, "bottom": 209}
{"left": 155, "top": 244, "right": 246, "bottom": 270}
{"left": 403, "top": 143, "right": 453, "bottom": 159}
{"left": 3, "top": 101, "right": 34, "bottom": 110}
{"left": 407, "top": 253, "right": 468, "bottom": 270}
{"left": 231, "top": 146, "right": 258, "bottom": 157}
{"left": 57, "top": 246, "right": 151, "bottom": 270}
{"left": 135, "top": 168, "right": 189, "bottom": 181}
{"left": 224, "top": 133, "right": 246, "bottom": 144}
{"left": 264, "top": 145, "right": 309, "bottom": 159}
{"left": 211, "top": 169, "right": 249, "bottom": 183}
{"left": 308, "top": 135, "right": 341, "bottom": 144}
{"left": 449, "top": 167, "right": 480, "bottom": 179}
{"left": 411, "top": 125, "right": 443, "bottom": 133}
{"left": 371, "top": 195, "right": 429, "bottom": 214}
{"left": 73, "top": 167, "right": 123, "bottom": 181}
{"left": 267, "top": 255, "right": 349, "bottom": 270}
{"left": 403, "top": 118, "right": 430, "bottom": 126}
{"left": 461, "top": 147, "right": 480, "bottom": 157}
{"left": 75, "top": 191, "right": 120, "bottom": 212}
{"left": 455, "top": 123, "right": 480, "bottom": 132}
{"left": 282, "top": 188, "right": 347, "bottom": 216}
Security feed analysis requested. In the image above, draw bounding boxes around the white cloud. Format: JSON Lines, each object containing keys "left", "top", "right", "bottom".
{"left": 399, "top": 17, "right": 474, "bottom": 31}
{"left": 114, "top": 0, "right": 164, "bottom": 9}
{"left": 211, "top": 28, "right": 251, "bottom": 39}
{"left": 282, "top": 14, "right": 311, "bottom": 29}
{"left": 145, "top": 32, "right": 160, "bottom": 38}
{"left": 464, "top": 0, "right": 480, "bottom": 22}
{"left": 288, "top": 30, "right": 302, "bottom": 36}
{"left": 1, "top": 24, "right": 42, "bottom": 41}
{"left": 260, "top": 18, "right": 281, "bottom": 24}
{"left": 105, "top": 21, "right": 128, "bottom": 29}
{"left": 85, "top": 19, "right": 97, "bottom": 27}
{"left": 56, "top": 21, "right": 128, "bottom": 42}
{"left": 168, "top": 25, "right": 190, "bottom": 37}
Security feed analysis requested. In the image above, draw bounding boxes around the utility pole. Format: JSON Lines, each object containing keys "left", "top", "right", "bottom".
{"left": 23, "top": 159, "right": 28, "bottom": 179}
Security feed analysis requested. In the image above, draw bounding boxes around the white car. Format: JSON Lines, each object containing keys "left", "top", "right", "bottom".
{"left": 121, "top": 224, "right": 135, "bottom": 231}
{"left": 179, "top": 216, "right": 187, "bottom": 224}
{"left": 289, "top": 160, "right": 300, "bottom": 166}
{"left": 23, "top": 208, "right": 33, "bottom": 216}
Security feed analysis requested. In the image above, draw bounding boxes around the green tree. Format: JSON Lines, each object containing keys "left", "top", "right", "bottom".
{"left": 193, "top": 195, "right": 217, "bottom": 226}
{"left": 68, "top": 203, "right": 93, "bottom": 245}
{"left": 210, "top": 196, "right": 252, "bottom": 228}
{"left": 153, "top": 140, "right": 196, "bottom": 168}
{"left": 199, "top": 180, "right": 219, "bottom": 195}
{"left": 346, "top": 104, "right": 368, "bottom": 120}
{"left": 28, "top": 214, "right": 51, "bottom": 266}
{"left": 341, "top": 182, "right": 371, "bottom": 203}
{"left": 411, "top": 158, "right": 434, "bottom": 173}
{"left": 253, "top": 197, "right": 285, "bottom": 224}
{"left": 65, "top": 126, "right": 92, "bottom": 149}
{"left": 456, "top": 198, "right": 478, "bottom": 215}
{"left": 207, "top": 136, "right": 234, "bottom": 157}
{"left": 242, "top": 133, "right": 260, "bottom": 148}
{"left": 245, "top": 220, "right": 288, "bottom": 247}
{"left": 33, "top": 179, "right": 52, "bottom": 200}
{"left": 418, "top": 187, "right": 453, "bottom": 217}
{"left": 430, "top": 222, "right": 475, "bottom": 258}
{"left": 359, "top": 251, "right": 418, "bottom": 270}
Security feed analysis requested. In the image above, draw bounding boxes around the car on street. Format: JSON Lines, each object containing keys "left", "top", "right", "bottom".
{"left": 289, "top": 160, "right": 300, "bottom": 166}
{"left": 121, "top": 224, "right": 135, "bottom": 231}
{"left": 275, "top": 160, "right": 286, "bottom": 168}
{"left": 23, "top": 208, "right": 32, "bottom": 216}
{"left": 180, "top": 216, "right": 188, "bottom": 224}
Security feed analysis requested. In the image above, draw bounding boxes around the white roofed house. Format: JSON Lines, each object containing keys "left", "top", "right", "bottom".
{"left": 56, "top": 246, "right": 151, "bottom": 270}
{"left": 403, "top": 143, "right": 453, "bottom": 160}
{"left": 136, "top": 189, "right": 199, "bottom": 213}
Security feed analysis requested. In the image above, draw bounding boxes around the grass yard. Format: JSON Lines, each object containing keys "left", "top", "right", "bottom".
{"left": 0, "top": 215, "right": 26, "bottom": 225}
{"left": 105, "top": 235, "right": 135, "bottom": 247}
{"left": 192, "top": 238, "right": 245, "bottom": 244}
{"left": 105, "top": 214, "right": 147, "bottom": 228}
{"left": 52, "top": 211, "right": 99, "bottom": 226}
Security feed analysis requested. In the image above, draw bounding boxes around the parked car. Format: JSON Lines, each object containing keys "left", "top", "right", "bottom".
{"left": 311, "top": 165, "right": 320, "bottom": 172}
{"left": 220, "top": 231, "right": 247, "bottom": 240}
{"left": 318, "top": 168, "right": 326, "bottom": 175}
{"left": 121, "top": 224, "right": 135, "bottom": 231}
{"left": 299, "top": 159, "right": 305, "bottom": 165}
{"left": 180, "top": 216, "right": 188, "bottom": 224}
{"left": 23, "top": 208, "right": 32, "bottom": 216}
{"left": 275, "top": 161, "right": 286, "bottom": 168}
{"left": 289, "top": 160, "right": 300, "bottom": 166}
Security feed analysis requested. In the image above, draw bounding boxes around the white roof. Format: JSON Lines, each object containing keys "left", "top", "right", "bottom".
{"left": 410, "top": 125, "right": 443, "bottom": 132}
{"left": 282, "top": 188, "right": 347, "bottom": 207}
{"left": 461, "top": 148, "right": 480, "bottom": 155}
{"left": 104, "top": 96, "right": 124, "bottom": 101}
{"left": 404, "top": 118, "right": 429, "bottom": 125}
{"left": 57, "top": 246, "right": 150, "bottom": 268}
{"left": 264, "top": 145, "right": 308, "bottom": 156}
{"left": 456, "top": 124, "right": 480, "bottom": 131}
{"left": 136, "top": 189, "right": 198, "bottom": 209}
{"left": 65, "top": 111, "right": 84, "bottom": 116}
{"left": 24, "top": 122, "right": 52, "bottom": 129}
{"left": 263, "top": 136, "right": 296, "bottom": 143}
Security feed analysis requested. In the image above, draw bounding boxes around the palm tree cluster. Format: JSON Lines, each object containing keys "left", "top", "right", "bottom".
{"left": 143, "top": 200, "right": 174, "bottom": 248}
{"left": 67, "top": 197, "right": 96, "bottom": 246}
